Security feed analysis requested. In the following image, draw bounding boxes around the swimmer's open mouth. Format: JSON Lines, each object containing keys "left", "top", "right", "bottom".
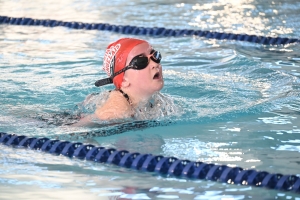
{"left": 153, "top": 72, "right": 160, "bottom": 79}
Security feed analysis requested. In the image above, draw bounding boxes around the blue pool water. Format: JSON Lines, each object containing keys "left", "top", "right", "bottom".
{"left": 1, "top": 0, "right": 300, "bottom": 199}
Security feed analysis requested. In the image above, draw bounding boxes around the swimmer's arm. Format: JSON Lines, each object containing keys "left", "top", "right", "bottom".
{"left": 71, "top": 114, "right": 99, "bottom": 127}
{"left": 94, "top": 107, "right": 126, "bottom": 121}
{"left": 73, "top": 92, "right": 132, "bottom": 127}
{"left": 72, "top": 105, "right": 128, "bottom": 127}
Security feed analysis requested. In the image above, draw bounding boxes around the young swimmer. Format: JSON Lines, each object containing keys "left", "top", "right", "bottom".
{"left": 74, "top": 38, "right": 164, "bottom": 126}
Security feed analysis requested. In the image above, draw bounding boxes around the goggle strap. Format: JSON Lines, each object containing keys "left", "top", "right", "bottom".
{"left": 94, "top": 78, "right": 113, "bottom": 87}
{"left": 112, "top": 65, "right": 132, "bottom": 78}
{"left": 95, "top": 66, "right": 132, "bottom": 87}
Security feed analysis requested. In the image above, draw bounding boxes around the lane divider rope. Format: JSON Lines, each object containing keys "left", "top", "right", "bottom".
{"left": 1, "top": 132, "right": 299, "bottom": 193}
{"left": 0, "top": 16, "right": 299, "bottom": 45}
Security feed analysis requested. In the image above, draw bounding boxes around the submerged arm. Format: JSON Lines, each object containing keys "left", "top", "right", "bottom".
{"left": 70, "top": 114, "right": 101, "bottom": 127}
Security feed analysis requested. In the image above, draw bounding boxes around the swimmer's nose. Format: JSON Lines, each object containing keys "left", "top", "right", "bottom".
{"left": 150, "top": 61, "right": 160, "bottom": 69}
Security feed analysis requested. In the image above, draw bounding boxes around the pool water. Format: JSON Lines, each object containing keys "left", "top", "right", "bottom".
{"left": 1, "top": 0, "right": 300, "bottom": 199}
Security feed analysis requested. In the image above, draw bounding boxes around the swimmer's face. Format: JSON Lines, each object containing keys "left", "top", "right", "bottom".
{"left": 124, "top": 42, "right": 164, "bottom": 96}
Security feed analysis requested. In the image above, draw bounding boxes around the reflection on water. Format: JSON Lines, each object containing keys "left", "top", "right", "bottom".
{"left": 190, "top": 0, "right": 297, "bottom": 37}
{"left": 162, "top": 137, "right": 243, "bottom": 162}
{"left": 1, "top": 0, "right": 300, "bottom": 38}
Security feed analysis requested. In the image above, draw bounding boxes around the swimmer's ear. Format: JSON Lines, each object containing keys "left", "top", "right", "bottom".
{"left": 121, "top": 77, "right": 130, "bottom": 88}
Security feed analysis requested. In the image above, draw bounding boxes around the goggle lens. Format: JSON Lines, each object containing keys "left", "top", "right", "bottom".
{"left": 150, "top": 50, "right": 161, "bottom": 63}
{"left": 130, "top": 50, "right": 161, "bottom": 70}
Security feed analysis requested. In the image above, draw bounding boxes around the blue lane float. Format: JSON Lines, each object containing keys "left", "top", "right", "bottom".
{"left": 1, "top": 132, "right": 299, "bottom": 193}
{"left": 0, "top": 16, "right": 299, "bottom": 45}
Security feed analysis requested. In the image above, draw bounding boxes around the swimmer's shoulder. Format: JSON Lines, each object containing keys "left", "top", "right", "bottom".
{"left": 95, "top": 90, "right": 132, "bottom": 120}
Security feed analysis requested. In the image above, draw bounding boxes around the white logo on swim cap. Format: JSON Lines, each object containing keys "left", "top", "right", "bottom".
{"left": 103, "top": 44, "right": 121, "bottom": 76}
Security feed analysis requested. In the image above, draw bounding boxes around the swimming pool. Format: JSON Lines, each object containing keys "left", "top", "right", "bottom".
{"left": 1, "top": 0, "right": 300, "bottom": 199}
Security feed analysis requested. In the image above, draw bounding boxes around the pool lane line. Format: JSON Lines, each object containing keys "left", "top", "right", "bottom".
{"left": 0, "top": 132, "right": 299, "bottom": 193}
{"left": 0, "top": 16, "right": 299, "bottom": 45}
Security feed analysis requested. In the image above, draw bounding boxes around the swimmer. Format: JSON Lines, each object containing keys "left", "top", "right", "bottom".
{"left": 74, "top": 38, "right": 164, "bottom": 126}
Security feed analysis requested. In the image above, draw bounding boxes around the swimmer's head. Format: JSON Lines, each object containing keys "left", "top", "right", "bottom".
{"left": 95, "top": 38, "right": 162, "bottom": 89}
{"left": 96, "top": 38, "right": 146, "bottom": 88}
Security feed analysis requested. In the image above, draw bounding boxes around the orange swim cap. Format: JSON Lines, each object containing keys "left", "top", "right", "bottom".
{"left": 102, "top": 38, "right": 147, "bottom": 89}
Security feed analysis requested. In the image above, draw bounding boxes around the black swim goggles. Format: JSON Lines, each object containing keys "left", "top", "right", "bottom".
{"left": 95, "top": 49, "right": 162, "bottom": 87}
